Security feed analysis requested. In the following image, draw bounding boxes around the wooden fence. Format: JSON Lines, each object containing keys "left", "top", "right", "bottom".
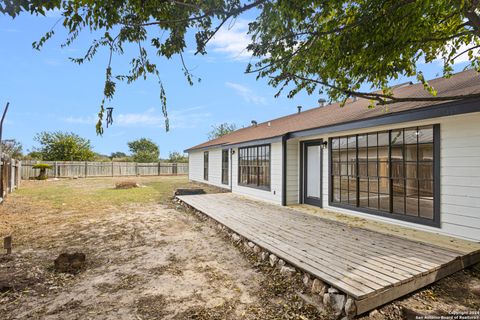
{"left": 21, "top": 160, "right": 188, "bottom": 180}
{"left": 0, "top": 157, "right": 21, "bottom": 202}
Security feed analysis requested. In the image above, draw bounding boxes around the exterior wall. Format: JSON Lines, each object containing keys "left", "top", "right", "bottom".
{"left": 231, "top": 142, "right": 283, "bottom": 204}
{"left": 286, "top": 112, "right": 480, "bottom": 241}
{"left": 286, "top": 139, "right": 300, "bottom": 205}
{"left": 188, "top": 148, "right": 229, "bottom": 189}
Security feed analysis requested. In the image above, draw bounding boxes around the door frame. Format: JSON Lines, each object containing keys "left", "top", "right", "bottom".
{"left": 300, "top": 139, "right": 323, "bottom": 207}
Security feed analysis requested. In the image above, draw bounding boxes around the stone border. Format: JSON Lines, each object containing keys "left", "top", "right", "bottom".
{"left": 174, "top": 197, "right": 358, "bottom": 319}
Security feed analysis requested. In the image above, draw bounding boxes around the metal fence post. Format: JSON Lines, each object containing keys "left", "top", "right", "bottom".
{"left": 54, "top": 161, "right": 58, "bottom": 178}
{"left": 84, "top": 161, "right": 88, "bottom": 178}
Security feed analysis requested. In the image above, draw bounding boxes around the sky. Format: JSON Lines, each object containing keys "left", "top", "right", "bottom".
{"left": 0, "top": 10, "right": 470, "bottom": 158}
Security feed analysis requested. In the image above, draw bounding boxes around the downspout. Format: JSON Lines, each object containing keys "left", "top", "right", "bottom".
{"left": 281, "top": 134, "right": 289, "bottom": 206}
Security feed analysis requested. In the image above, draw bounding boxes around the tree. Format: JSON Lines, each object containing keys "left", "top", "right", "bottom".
{"left": 128, "top": 138, "right": 159, "bottom": 163}
{"left": 3, "top": 1, "right": 480, "bottom": 130}
{"left": 167, "top": 151, "right": 188, "bottom": 163}
{"left": 208, "top": 123, "right": 237, "bottom": 140}
{"left": 1, "top": 139, "right": 23, "bottom": 158}
{"left": 33, "top": 131, "right": 95, "bottom": 161}
{"left": 110, "top": 151, "right": 127, "bottom": 159}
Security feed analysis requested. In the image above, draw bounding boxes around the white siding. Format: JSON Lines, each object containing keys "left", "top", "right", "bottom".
{"left": 286, "top": 139, "right": 300, "bottom": 205}
{"left": 231, "top": 142, "right": 283, "bottom": 204}
{"left": 188, "top": 149, "right": 229, "bottom": 189}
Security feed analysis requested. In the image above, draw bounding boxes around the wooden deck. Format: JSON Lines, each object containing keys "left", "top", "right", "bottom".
{"left": 177, "top": 193, "right": 480, "bottom": 315}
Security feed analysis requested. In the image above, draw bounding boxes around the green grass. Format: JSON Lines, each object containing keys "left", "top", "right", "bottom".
{"left": 16, "top": 176, "right": 190, "bottom": 209}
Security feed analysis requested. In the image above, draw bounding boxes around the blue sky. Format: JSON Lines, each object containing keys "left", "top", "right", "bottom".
{"left": 0, "top": 10, "right": 469, "bottom": 158}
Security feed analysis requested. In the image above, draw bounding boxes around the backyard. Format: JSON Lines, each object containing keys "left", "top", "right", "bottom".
{"left": 0, "top": 177, "right": 479, "bottom": 319}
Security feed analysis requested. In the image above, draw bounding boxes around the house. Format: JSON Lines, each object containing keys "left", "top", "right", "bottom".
{"left": 185, "top": 70, "right": 480, "bottom": 242}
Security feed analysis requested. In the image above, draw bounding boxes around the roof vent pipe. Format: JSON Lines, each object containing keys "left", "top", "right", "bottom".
{"left": 297, "top": 106, "right": 302, "bottom": 113}
{"left": 318, "top": 98, "right": 326, "bottom": 107}
{"left": 251, "top": 120, "right": 258, "bottom": 126}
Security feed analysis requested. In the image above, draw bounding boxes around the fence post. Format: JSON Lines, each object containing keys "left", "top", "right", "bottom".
{"left": 173, "top": 163, "right": 177, "bottom": 176}
{"left": 135, "top": 162, "right": 138, "bottom": 176}
{"left": 84, "top": 161, "right": 88, "bottom": 178}
{"left": 112, "top": 161, "right": 114, "bottom": 177}
{"left": 54, "top": 161, "right": 58, "bottom": 178}
{"left": 158, "top": 162, "right": 161, "bottom": 176}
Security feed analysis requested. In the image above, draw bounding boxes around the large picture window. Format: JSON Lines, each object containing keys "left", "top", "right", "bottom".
{"left": 203, "top": 151, "right": 209, "bottom": 181}
{"left": 222, "top": 149, "right": 229, "bottom": 185}
{"left": 330, "top": 125, "right": 437, "bottom": 226}
{"left": 238, "top": 145, "right": 270, "bottom": 190}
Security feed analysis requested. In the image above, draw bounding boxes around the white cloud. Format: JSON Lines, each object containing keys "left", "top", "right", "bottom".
{"left": 63, "top": 106, "right": 212, "bottom": 129}
{"left": 64, "top": 115, "right": 97, "bottom": 125}
{"left": 225, "top": 82, "right": 267, "bottom": 105}
{"left": 208, "top": 19, "right": 253, "bottom": 61}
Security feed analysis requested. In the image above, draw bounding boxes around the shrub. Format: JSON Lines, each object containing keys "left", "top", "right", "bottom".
{"left": 32, "top": 163, "right": 53, "bottom": 180}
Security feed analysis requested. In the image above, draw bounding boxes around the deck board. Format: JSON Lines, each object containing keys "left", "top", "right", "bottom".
{"left": 177, "top": 193, "right": 480, "bottom": 309}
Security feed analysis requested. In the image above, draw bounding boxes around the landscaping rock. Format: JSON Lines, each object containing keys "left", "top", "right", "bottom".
{"left": 344, "top": 298, "right": 356, "bottom": 318}
{"left": 253, "top": 245, "right": 261, "bottom": 254}
{"left": 303, "top": 273, "right": 312, "bottom": 287}
{"left": 323, "top": 292, "right": 346, "bottom": 317}
{"left": 269, "top": 254, "right": 278, "bottom": 267}
{"left": 173, "top": 188, "right": 205, "bottom": 196}
{"left": 328, "top": 287, "right": 339, "bottom": 294}
{"left": 312, "top": 278, "right": 327, "bottom": 294}
{"left": 260, "top": 251, "right": 269, "bottom": 261}
{"left": 54, "top": 252, "right": 86, "bottom": 274}
{"left": 280, "top": 266, "right": 296, "bottom": 275}
{"left": 277, "top": 259, "right": 286, "bottom": 268}
{"left": 231, "top": 234, "right": 241, "bottom": 243}
{"left": 247, "top": 241, "right": 255, "bottom": 248}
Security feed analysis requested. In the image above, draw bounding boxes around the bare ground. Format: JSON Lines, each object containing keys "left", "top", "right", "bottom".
{"left": 0, "top": 177, "right": 479, "bottom": 319}
{"left": 0, "top": 177, "right": 320, "bottom": 320}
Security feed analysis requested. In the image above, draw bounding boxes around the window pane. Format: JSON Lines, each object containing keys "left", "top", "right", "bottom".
{"left": 368, "top": 162, "right": 378, "bottom": 177}
{"left": 332, "top": 150, "right": 340, "bottom": 161}
{"left": 378, "top": 161, "right": 389, "bottom": 177}
{"left": 348, "top": 136, "right": 356, "bottom": 149}
{"left": 391, "top": 145, "right": 403, "bottom": 160}
{"left": 391, "top": 129, "right": 403, "bottom": 145}
{"left": 406, "top": 197, "right": 419, "bottom": 216}
{"left": 379, "top": 195, "right": 390, "bottom": 211}
{"left": 418, "top": 162, "right": 433, "bottom": 179}
{"left": 333, "top": 176, "right": 340, "bottom": 190}
{"left": 368, "top": 192, "right": 379, "bottom": 209}
{"left": 419, "top": 180, "right": 433, "bottom": 198}
{"left": 340, "top": 149, "right": 348, "bottom": 162}
{"left": 379, "top": 178, "right": 390, "bottom": 193}
{"left": 359, "top": 192, "right": 368, "bottom": 207}
{"left": 358, "top": 134, "right": 367, "bottom": 148}
{"left": 419, "top": 199, "right": 434, "bottom": 219}
{"left": 367, "top": 147, "right": 377, "bottom": 160}
{"left": 369, "top": 178, "right": 379, "bottom": 193}
{"left": 378, "top": 146, "right": 388, "bottom": 160}
{"left": 358, "top": 161, "right": 367, "bottom": 177}
{"left": 331, "top": 138, "right": 339, "bottom": 149}
{"left": 333, "top": 188, "right": 340, "bottom": 202}
{"left": 391, "top": 161, "right": 404, "bottom": 178}
{"left": 393, "top": 196, "right": 405, "bottom": 214}
{"left": 378, "top": 132, "right": 389, "bottom": 146}
{"left": 418, "top": 144, "right": 433, "bottom": 161}
{"left": 340, "top": 137, "right": 348, "bottom": 149}
{"left": 406, "top": 162, "right": 417, "bottom": 179}
{"left": 405, "top": 144, "right": 417, "bottom": 161}
{"left": 404, "top": 127, "right": 418, "bottom": 145}
{"left": 418, "top": 126, "right": 433, "bottom": 143}
{"left": 368, "top": 133, "right": 378, "bottom": 147}
{"left": 359, "top": 178, "right": 368, "bottom": 191}
{"left": 332, "top": 162, "right": 340, "bottom": 175}
{"left": 405, "top": 179, "right": 418, "bottom": 197}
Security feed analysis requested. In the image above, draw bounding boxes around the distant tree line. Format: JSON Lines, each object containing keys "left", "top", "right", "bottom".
{"left": 8, "top": 131, "right": 188, "bottom": 163}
